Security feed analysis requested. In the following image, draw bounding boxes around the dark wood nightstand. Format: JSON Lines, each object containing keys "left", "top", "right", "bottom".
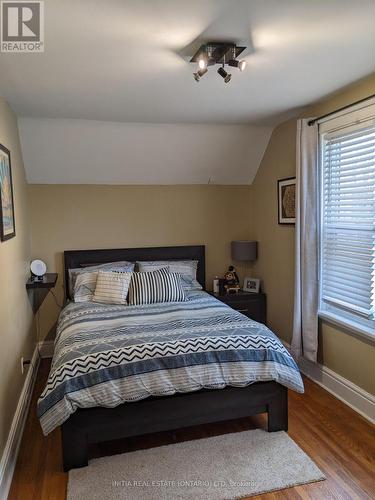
{"left": 209, "top": 290, "right": 267, "bottom": 324}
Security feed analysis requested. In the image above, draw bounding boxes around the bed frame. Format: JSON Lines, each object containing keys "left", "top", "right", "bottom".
{"left": 61, "top": 245, "right": 288, "bottom": 471}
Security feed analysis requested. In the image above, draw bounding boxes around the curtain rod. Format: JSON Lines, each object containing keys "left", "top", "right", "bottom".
{"left": 307, "top": 93, "right": 375, "bottom": 126}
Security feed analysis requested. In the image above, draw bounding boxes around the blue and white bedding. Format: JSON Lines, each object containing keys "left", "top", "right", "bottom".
{"left": 37, "top": 291, "right": 304, "bottom": 435}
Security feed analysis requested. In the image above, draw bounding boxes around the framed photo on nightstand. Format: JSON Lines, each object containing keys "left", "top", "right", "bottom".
{"left": 243, "top": 277, "right": 260, "bottom": 293}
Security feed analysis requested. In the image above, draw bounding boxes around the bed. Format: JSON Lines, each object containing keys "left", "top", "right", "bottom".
{"left": 37, "top": 245, "right": 304, "bottom": 471}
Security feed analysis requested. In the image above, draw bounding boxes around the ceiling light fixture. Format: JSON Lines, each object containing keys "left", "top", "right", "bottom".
{"left": 193, "top": 67, "right": 208, "bottom": 82}
{"left": 198, "top": 56, "right": 207, "bottom": 70}
{"left": 217, "top": 66, "right": 231, "bottom": 83}
{"left": 190, "top": 42, "right": 246, "bottom": 84}
{"left": 228, "top": 59, "right": 246, "bottom": 71}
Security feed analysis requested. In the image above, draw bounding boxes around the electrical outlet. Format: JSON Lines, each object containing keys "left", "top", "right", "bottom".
{"left": 21, "top": 358, "right": 31, "bottom": 375}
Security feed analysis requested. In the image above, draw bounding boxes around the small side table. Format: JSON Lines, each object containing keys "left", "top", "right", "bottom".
{"left": 208, "top": 290, "right": 267, "bottom": 324}
{"left": 26, "top": 273, "right": 58, "bottom": 313}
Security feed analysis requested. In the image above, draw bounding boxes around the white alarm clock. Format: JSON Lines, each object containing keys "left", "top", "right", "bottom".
{"left": 30, "top": 259, "right": 47, "bottom": 281}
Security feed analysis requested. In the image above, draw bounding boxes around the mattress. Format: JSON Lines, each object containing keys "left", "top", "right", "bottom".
{"left": 37, "top": 291, "right": 304, "bottom": 435}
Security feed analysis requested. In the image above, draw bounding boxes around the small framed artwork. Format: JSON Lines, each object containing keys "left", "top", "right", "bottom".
{"left": 0, "top": 143, "right": 15, "bottom": 241}
{"left": 278, "top": 177, "right": 296, "bottom": 224}
{"left": 243, "top": 277, "right": 260, "bottom": 293}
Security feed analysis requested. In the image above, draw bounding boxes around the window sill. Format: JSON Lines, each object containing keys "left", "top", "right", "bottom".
{"left": 318, "top": 310, "right": 375, "bottom": 343}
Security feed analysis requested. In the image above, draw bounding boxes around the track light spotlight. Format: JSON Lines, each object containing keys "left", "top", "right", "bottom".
{"left": 228, "top": 59, "right": 246, "bottom": 71}
{"left": 198, "top": 56, "right": 207, "bottom": 70}
{"left": 217, "top": 67, "right": 231, "bottom": 83}
{"left": 238, "top": 60, "right": 246, "bottom": 71}
{"left": 193, "top": 67, "right": 208, "bottom": 82}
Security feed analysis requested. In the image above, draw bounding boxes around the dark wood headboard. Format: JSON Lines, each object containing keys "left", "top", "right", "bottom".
{"left": 64, "top": 245, "right": 205, "bottom": 299}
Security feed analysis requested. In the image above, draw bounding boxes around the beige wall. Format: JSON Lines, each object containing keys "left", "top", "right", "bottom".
{"left": 28, "top": 184, "right": 253, "bottom": 340}
{"left": 252, "top": 74, "right": 375, "bottom": 395}
{"left": 0, "top": 98, "right": 35, "bottom": 458}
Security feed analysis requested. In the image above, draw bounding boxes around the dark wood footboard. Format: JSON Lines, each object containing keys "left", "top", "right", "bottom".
{"left": 61, "top": 382, "right": 288, "bottom": 471}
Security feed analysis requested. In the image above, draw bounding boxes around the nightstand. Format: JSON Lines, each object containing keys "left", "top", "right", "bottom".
{"left": 26, "top": 273, "right": 58, "bottom": 313}
{"left": 209, "top": 290, "right": 267, "bottom": 324}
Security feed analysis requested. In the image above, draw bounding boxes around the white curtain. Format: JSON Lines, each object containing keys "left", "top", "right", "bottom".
{"left": 291, "top": 119, "right": 319, "bottom": 362}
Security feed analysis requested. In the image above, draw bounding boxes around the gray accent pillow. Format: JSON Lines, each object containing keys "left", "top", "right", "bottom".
{"left": 68, "top": 261, "right": 135, "bottom": 298}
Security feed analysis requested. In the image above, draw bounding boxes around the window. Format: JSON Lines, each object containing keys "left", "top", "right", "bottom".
{"left": 319, "top": 101, "right": 375, "bottom": 338}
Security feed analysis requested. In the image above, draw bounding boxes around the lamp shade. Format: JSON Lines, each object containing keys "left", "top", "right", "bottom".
{"left": 231, "top": 240, "right": 257, "bottom": 261}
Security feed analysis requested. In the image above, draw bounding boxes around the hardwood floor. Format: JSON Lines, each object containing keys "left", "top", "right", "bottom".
{"left": 8, "top": 359, "right": 375, "bottom": 500}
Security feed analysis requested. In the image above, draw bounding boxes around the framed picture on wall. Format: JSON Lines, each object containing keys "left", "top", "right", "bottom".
{"left": 278, "top": 177, "right": 296, "bottom": 224}
{"left": 0, "top": 143, "right": 16, "bottom": 241}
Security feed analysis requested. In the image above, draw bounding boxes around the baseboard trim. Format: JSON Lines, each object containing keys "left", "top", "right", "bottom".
{"left": 0, "top": 347, "right": 40, "bottom": 499}
{"left": 281, "top": 340, "right": 375, "bottom": 424}
{"left": 38, "top": 340, "right": 54, "bottom": 358}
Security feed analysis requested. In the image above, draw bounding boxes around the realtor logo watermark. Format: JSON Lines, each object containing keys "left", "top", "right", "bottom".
{"left": 1, "top": 1, "right": 44, "bottom": 52}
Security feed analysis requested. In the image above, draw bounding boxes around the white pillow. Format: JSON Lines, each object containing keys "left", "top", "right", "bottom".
{"left": 136, "top": 260, "right": 202, "bottom": 290}
{"left": 74, "top": 271, "right": 98, "bottom": 303}
{"left": 93, "top": 271, "right": 133, "bottom": 305}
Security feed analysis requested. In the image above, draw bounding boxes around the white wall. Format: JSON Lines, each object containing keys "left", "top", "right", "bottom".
{"left": 19, "top": 118, "right": 272, "bottom": 185}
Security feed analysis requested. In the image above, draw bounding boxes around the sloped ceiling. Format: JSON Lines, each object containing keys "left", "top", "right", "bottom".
{"left": 19, "top": 118, "right": 272, "bottom": 185}
{"left": 1, "top": 0, "right": 374, "bottom": 184}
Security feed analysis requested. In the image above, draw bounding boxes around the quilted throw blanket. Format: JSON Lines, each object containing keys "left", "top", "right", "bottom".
{"left": 38, "top": 291, "right": 304, "bottom": 435}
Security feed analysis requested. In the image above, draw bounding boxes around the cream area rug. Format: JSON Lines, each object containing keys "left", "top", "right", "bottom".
{"left": 68, "top": 429, "right": 325, "bottom": 500}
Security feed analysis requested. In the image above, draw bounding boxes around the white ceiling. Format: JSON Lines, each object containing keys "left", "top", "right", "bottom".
{"left": 1, "top": 0, "right": 375, "bottom": 126}
{"left": 19, "top": 118, "right": 272, "bottom": 184}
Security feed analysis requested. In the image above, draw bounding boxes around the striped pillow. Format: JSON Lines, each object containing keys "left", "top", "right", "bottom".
{"left": 128, "top": 268, "right": 186, "bottom": 305}
{"left": 136, "top": 260, "right": 202, "bottom": 290}
{"left": 74, "top": 271, "right": 98, "bottom": 302}
{"left": 93, "top": 271, "right": 133, "bottom": 305}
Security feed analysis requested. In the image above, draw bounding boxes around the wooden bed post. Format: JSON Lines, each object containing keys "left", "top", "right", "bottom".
{"left": 267, "top": 385, "right": 288, "bottom": 432}
{"left": 61, "top": 422, "right": 89, "bottom": 471}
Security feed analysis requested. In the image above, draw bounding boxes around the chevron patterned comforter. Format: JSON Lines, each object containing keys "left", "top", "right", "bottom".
{"left": 37, "top": 291, "right": 304, "bottom": 435}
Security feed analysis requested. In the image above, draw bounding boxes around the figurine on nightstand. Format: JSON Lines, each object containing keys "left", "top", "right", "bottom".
{"left": 224, "top": 265, "right": 241, "bottom": 294}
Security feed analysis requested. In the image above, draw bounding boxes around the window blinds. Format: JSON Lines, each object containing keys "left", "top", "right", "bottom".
{"left": 320, "top": 117, "right": 375, "bottom": 324}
